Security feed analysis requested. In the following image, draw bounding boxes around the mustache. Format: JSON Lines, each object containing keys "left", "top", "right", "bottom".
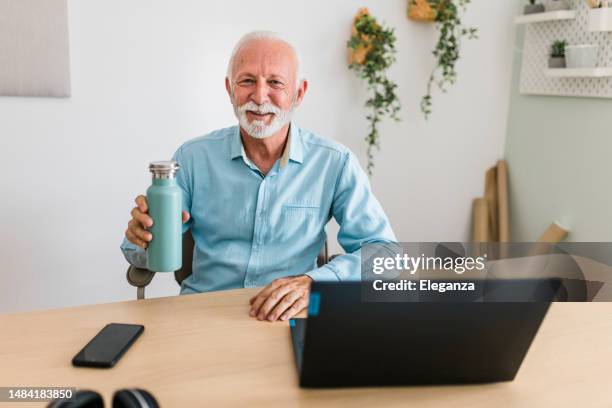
{"left": 236, "top": 101, "right": 283, "bottom": 116}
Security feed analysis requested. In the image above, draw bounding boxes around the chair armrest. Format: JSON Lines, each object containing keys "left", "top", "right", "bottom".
{"left": 126, "top": 265, "right": 156, "bottom": 300}
{"left": 329, "top": 254, "right": 340, "bottom": 262}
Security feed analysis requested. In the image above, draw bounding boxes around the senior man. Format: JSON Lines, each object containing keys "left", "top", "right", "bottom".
{"left": 121, "top": 31, "right": 396, "bottom": 321}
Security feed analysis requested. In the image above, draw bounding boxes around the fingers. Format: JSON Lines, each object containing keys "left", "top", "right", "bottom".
{"left": 249, "top": 279, "right": 284, "bottom": 310}
{"left": 129, "top": 219, "right": 152, "bottom": 241}
{"left": 253, "top": 283, "right": 296, "bottom": 321}
{"left": 127, "top": 195, "right": 187, "bottom": 249}
{"left": 249, "top": 286, "right": 271, "bottom": 305}
{"left": 268, "top": 291, "right": 302, "bottom": 321}
{"left": 249, "top": 279, "right": 288, "bottom": 318}
{"left": 249, "top": 290, "right": 266, "bottom": 309}
{"left": 249, "top": 276, "right": 313, "bottom": 321}
{"left": 135, "top": 195, "right": 148, "bottom": 213}
{"left": 131, "top": 206, "right": 153, "bottom": 228}
{"left": 280, "top": 297, "right": 308, "bottom": 321}
{"left": 125, "top": 223, "right": 150, "bottom": 249}
{"left": 126, "top": 195, "right": 152, "bottom": 249}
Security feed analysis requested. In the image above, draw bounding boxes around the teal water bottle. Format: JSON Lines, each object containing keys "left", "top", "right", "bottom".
{"left": 146, "top": 161, "right": 182, "bottom": 272}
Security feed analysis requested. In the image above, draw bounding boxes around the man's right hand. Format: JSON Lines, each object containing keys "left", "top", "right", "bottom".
{"left": 125, "top": 195, "right": 190, "bottom": 249}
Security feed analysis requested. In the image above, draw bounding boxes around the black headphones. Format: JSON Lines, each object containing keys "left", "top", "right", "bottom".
{"left": 47, "top": 388, "right": 159, "bottom": 408}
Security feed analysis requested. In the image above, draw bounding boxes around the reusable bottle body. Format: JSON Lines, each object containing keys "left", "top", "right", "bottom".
{"left": 146, "top": 164, "right": 183, "bottom": 272}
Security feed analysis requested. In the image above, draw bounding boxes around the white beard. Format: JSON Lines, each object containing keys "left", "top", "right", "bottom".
{"left": 233, "top": 100, "right": 294, "bottom": 139}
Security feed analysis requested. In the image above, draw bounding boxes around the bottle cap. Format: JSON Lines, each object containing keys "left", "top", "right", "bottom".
{"left": 149, "top": 161, "right": 180, "bottom": 179}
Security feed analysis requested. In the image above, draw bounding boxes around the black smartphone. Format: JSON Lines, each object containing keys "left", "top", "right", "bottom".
{"left": 72, "top": 323, "right": 144, "bottom": 368}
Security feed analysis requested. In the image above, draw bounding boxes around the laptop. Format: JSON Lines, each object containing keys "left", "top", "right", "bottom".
{"left": 290, "top": 279, "right": 559, "bottom": 387}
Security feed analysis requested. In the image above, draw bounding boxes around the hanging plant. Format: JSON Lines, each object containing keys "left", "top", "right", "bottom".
{"left": 421, "top": 0, "right": 477, "bottom": 119}
{"left": 348, "top": 8, "right": 401, "bottom": 175}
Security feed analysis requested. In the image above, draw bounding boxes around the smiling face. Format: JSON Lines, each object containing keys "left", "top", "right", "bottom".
{"left": 226, "top": 37, "right": 307, "bottom": 139}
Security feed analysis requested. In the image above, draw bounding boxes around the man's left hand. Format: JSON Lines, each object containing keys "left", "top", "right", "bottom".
{"left": 249, "top": 275, "right": 313, "bottom": 322}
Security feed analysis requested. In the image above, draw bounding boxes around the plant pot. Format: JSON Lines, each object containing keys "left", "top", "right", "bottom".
{"left": 565, "top": 44, "right": 599, "bottom": 68}
{"left": 545, "top": 0, "right": 570, "bottom": 11}
{"left": 588, "top": 7, "right": 612, "bottom": 31}
{"left": 524, "top": 3, "right": 545, "bottom": 14}
{"left": 408, "top": 0, "right": 437, "bottom": 22}
{"left": 548, "top": 56, "right": 566, "bottom": 68}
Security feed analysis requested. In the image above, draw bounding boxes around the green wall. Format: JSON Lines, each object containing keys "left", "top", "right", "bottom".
{"left": 504, "top": 26, "right": 612, "bottom": 241}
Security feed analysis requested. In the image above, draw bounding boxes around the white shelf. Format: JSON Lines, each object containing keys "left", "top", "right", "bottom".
{"left": 545, "top": 67, "right": 612, "bottom": 77}
{"left": 514, "top": 10, "right": 576, "bottom": 24}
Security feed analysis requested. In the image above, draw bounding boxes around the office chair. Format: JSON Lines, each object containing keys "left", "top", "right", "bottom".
{"left": 126, "top": 231, "right": 330, "bottom": 299}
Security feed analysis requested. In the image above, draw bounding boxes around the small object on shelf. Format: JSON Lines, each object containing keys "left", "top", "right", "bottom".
{"left": 565, "top": 44, "right": 599, "bottom": 68}
{"left": 514, "top": 10, "right": 576, "bottom": 24}
{"left": 524, "top": 0, "right": 546, "bottom": 14}
{"left": 546, "top": 0, "right": 571, "bottom": 10}
{"left": 588, "top": 7, "right": 612, "bottom": 31}
{"left": 549, "top": 40, "right": 567, "bottom": 68}
{"left": 545, "top": 67, "right": 612, "bottom": 77}
{"left": 549, "top": 57, "right": 567, "bottom": 68}
{"left": 585, "top": 0, "right": 601, "bottom": 8}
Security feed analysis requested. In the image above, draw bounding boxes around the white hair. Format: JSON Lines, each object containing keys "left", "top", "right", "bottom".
{"left": 226, "top": 30, "right": 302, "bottom": 90}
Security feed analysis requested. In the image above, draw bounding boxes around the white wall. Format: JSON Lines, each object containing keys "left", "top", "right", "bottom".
{"left": 0, "top": 0, "right": 517, "bottom": 313}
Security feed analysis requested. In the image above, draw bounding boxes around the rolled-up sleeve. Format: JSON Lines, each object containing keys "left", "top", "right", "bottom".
{"left": 306, "top": 151, "right": 396, "bottom": 281}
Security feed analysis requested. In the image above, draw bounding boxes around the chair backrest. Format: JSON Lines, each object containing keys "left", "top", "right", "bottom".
{"left": 174, "top": 231, "right": 195, "bottom": 285}
{"left": 173, "top": 231, "right": 329, "bottom": 285}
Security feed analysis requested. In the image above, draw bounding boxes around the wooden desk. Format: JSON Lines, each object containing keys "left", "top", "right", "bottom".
{"left": 0, "top": 289, "right": 610, "bottom": 407}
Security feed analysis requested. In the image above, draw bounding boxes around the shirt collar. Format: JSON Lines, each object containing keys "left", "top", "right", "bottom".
{"left": 280, "top": 124, "right": 303, "bottom": 167}
{"left": 230, "top": 124, "right": 304, "bottom": 168}
{"left": 229, "top": 126, "right": 243, "bottom": 160}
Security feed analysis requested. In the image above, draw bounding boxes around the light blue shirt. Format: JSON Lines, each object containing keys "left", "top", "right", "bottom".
{"left": 121, "top": 124, "right": 396, "bottom": 294}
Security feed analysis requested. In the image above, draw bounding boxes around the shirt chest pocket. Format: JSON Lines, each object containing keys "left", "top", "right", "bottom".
{"left": 277, "top": 201, "right": 322, "bottom": 241}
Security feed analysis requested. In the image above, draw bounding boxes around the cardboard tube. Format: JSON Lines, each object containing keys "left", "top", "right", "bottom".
{"left": 472, "top": 198, "right": 489, "bottom": 242}
{"left": 538, "top": 221, "right": 570, "bottom": 243}
{"left": 497, "top": 160, "right": 510, "bottom": 242}
{"left": 528, "top": 221, "right": 570, "bottom": 258}
{"left": 484, "top": 166, "right": 498, "bottom": 241}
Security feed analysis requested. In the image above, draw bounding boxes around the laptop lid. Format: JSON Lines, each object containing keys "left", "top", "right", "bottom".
{"left": 297, "top": 279, "right": 557, "bottom": 387}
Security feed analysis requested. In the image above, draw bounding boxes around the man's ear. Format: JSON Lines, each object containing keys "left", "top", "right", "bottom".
{"left": 293, "top": 79, "right": 308, "bottom": 108}
{"left": 225, "top": 77, "right": 232, "bottom": 99}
